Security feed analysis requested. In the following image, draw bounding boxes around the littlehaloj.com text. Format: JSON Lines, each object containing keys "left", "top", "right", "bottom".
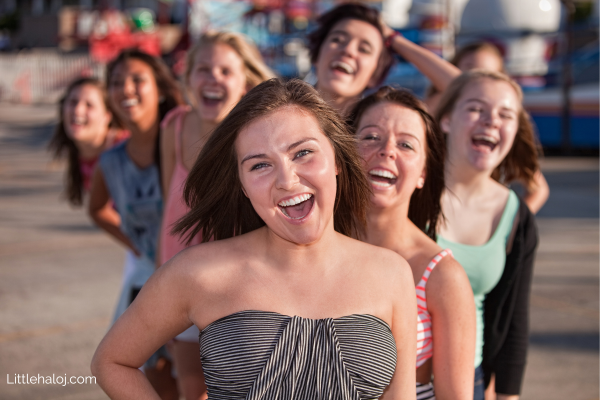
{"left": 7, "top": 374, "right": 96, "bottom": 386}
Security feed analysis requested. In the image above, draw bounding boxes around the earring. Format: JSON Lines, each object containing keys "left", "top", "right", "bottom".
{"left": 417, "top": 178, "right": 425, "bottom": 188}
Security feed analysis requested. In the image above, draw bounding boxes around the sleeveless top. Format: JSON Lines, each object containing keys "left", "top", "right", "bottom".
{"left": 199, "top": 310, "right": 397, "bottom": 400}
{"left": 159, "top": 106, "right": 203, "bottom": 265}
{"left": 437, "top": 189, "right": 519, "bottom": 367}
{"left": 78, "top": 129, "right": 129, "bottom": 192}
{"left": 415, "top": 249, "right": 452, "bottom": 368}
{"left": 99, "top": 141, "right": 162, "bottom": 263}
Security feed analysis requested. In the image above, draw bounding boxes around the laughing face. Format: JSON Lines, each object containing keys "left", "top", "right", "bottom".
{"left": 357, "top": 102, "right": 427, "bottom": 210}
{"left": 62, "top": 84, "right": 112, "bottom": 148}
{"left": 236, "top": 106, "right": 338, "bottom": 245}
{"left": 315, "top": 18, "right": 383, "bottom": 102}
{"left": 108, "top": 59, "right": 161, "bottom": 128}
{"left": 441, "top": 78, "right": 520, "bottom": 173}
{"left": 188, "top": 43, "right": 248, "bottom": 123}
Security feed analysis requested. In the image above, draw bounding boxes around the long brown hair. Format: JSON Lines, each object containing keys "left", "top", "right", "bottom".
{"left": 48, "top": 77, "right": 117, "bottom": 206}
{"left": 174, "top": 78, "right": 371, "bottom": 243}
{"left": 348, "top": 86, "right": 445, "bottom": 239}
{"left": 435, "top": 70, "right": 541, "bottom": 189}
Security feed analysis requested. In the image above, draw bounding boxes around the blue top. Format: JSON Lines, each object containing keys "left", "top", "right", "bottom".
{"left": 99, "top": 141, "right": 163, "bottom": 263}
{"left": 437, "top": 189, "right": 519, "bottom": 368}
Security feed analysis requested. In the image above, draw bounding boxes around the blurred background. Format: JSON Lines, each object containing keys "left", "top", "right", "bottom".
{"left": 0, "top": 1, "right": 598, "bottom": 399}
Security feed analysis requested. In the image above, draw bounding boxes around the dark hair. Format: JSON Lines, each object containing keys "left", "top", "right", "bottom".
{"left": 48, "top": 77, "right": 117, "bottom": 206}
{"left": 348, "top": 86, "right": 445, "bottom": 239}
{"left": 451, "top": 41, "right": 505, "bottom": 73}
{"left": 106, "top": 49, "right": 184, "bottom": 178}
{"left": 174, "top": 78, "right": 371, "bottom": 243}
{"left": 307, "top": 3, "right": 394, "bottom": 86}
{"left": 435, "top": 70, "right": 540, "bottom": 189}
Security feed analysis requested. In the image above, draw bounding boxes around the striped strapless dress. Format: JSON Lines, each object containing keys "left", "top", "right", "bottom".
{"left": 199, "top": 310, "right": 397, "bottom": 400}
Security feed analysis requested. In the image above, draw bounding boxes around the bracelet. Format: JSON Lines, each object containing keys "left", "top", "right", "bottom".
{"left": 384, "top": 30, "right": 402, "bottom": 49}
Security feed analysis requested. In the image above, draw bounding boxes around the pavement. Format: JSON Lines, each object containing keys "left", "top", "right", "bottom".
{"left": 0, "top": 103, "right": 598, "bottom": 400}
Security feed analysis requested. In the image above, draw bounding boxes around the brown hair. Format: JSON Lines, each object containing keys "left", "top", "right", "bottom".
{"left": 348, "top": 86, "right": 445, "bottom": 239}
{"left": 184, "top": 31, "right": 275, "bottom": 97}
{"left": 451, "top": 41, "right": 505, "bottom": 73}
{"left": 106, "top": 49, "right": 184, "bottom": 180}
{"left": 174, "top": 78, "right": 371, "bottom": 243}
{"left": 48, "top": 77, "right": 117, "bottom": 206}
{"left": 435, "top": 70, "right": 540, "bottom": 189}
{"left": 307, "top": 3, "right": 394, "bottom": 86}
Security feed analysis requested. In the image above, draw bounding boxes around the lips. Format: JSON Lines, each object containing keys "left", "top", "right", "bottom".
{"left": 277, "top": 193, "right": 314, "bottom": 220}
{"left": 368, "top": 168, "right": 398, "bottom": 189}
{"left": 201, "top": 88, "right": 225, "bottom": 107}
{"left": 471, "top": 134, "right": 498, "bottom": 153}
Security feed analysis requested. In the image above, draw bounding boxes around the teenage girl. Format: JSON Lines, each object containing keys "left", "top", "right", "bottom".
{"left": 49, "top": 77, "right": 128, "bottom": 206}
{"left": 88, "top": 49, "right": 184, "bottom": 400}
{"left": 349, "top": 87, "right": 476, "bottom": 400}
{"left": 308, "top": 3, "right": 461, "bottom": 116}
{"left": 159, "top": 31, "right": 274, "bottom": 400}
{"left": 92, "top": 78, "right": 418, "bottom": 400}
{"left": 435, "top": 70, "right": 539, "bottom": 400}
{"left": 427, "top": 42, "right": 549, "bottom": 213}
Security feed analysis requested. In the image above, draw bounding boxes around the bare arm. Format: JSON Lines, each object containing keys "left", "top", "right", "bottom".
{"left": 91, "top": 257, "right": 195, "bottom": 399}
{"left": 522, "top": 170, "right": 549, "bottom": 214}
{"left": 88, "top": 166, "right": 140, "bottom": 255}
{"left": 156, "top": 118, "right": 177, "bottom": 268}
{"left": 381, "top": 23, "right": 460, "bottom": 94}
{"left": 380, "top": 257, "right": 417, "bottom": 400}
{"left": 428, "top": 257, "right": 476, "bottom": 400}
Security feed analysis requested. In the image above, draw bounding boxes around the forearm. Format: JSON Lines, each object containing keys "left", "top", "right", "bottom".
{"left": 522, "top": 171, "right": 549, "bottom": 214}
{"left": 93, "top": 362, "right": 161, "bottom": 400}
{"left": 90, "top": 206, "right": 139, "bottom": 254}
{"left": 387, "top": 35, "right": 460, "bottom": 92}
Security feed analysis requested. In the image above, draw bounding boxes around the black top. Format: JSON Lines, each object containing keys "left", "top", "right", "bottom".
{"left": 482, "top": 196, "right": 538, "bottom": 395}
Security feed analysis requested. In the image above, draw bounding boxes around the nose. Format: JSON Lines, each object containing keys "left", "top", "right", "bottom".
{"left": 340, "top": 40, "right": 358, "bottom": 58}
{"left": 74, "top": 100, "right": 86, "bottom": 115}
{"left": 378, "top": 137, "right": 397, "bottom": 160}
{"left": 274, "top": 162, "right": 299, "bottom": 191}
{"left": 123, "top": 77, "right": 136, "bottom": 96}
{"left": 483, "top": 110, "right": 502, "bottom": 128}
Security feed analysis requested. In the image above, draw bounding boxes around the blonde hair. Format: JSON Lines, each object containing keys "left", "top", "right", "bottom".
{"left": 185, "top": 31, "right": 275, "bottom": 92}
{"left": 435, "top": 70, "right": 541, "bottom": 190}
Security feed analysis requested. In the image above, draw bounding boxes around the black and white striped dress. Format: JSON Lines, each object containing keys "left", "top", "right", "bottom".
{"left": 199, "top": 310, "right": 397, "bottom": 400}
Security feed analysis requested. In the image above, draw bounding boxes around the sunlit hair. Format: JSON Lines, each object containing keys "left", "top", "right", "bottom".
{"left": 106, "top": 49, "right": 184, "bottom": 179}
{"left": 307, "top": 3, "right": 394, "bottom": 86}
{"left": 174, "top": 78, "right": 371, "bottom": 243}
{"left": 434, "top": 70, "right": 541, "bottom": 190}
{"left": 184, "top": 31, "right": 275, "bottom": 102}
{"left": 348, "top": 86, "right": 445, "bottom": 240}
{"left": 48, "top": 77, "right": 119, "bottom": 206}
{"left": 451, "top": 41, "right": 505, "bottom": 73}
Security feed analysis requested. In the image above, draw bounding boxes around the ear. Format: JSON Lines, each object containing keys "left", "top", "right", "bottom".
{"left": 241, "top": 185, "right": 248, "bottom": 198}
{"left": 103, "top": 110, "right": 113, "bottom": 128}
{"left": 417, "top": 166, "right": 426, "bottom": 189}
{"left": 440, "top": 116, "right": 451, "bottom": 134}
{"left": 366, "top": 68, "right": 382, "bottom": 89}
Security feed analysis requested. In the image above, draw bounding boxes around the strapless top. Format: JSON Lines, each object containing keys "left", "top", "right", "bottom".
{"left": 199, "top": 310, "right": 397, "bottom": 400}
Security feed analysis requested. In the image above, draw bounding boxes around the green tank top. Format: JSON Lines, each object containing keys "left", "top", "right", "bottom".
{"left": 437, "top": 190, "right": 519, "bottom": 367}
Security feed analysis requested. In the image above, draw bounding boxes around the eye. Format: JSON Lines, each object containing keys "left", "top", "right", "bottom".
{"left": 222, "top": 68, "right": 230, "bottom": 76}
{"left": 500, "top": 113, "right": 514, "bottom": 120}
{"left": 361, "top": 133, "right": 379, "bottom": 141}
{"left": 250, "top": 162, "right": 269, "bottom": 171}
{"left": 468, "top": 106, "right": 483, "bottom": 113}
{"left": 294, "top": 149, "right": 312, "bottom": 159}
{"left": 399, "top": 141, "right": 414, "bottom": 150}
{"left": 359, "top": 45, "right": 372, "bottom": 54}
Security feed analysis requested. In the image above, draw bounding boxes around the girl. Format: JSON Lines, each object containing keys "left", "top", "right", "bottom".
{"left": 92, "top": 78, "right": 418, "bottom": 400}
{"left": 49, "top": 77, "right": 127, "bottom": 206}
{"left": 349, "top": 87, "right": 476, "bottom": 400}
{"left": 88, "top": 49, "right": 184, "bottom": 400}
{"left": 435, "top": 70, "right": 539, "bottom": 400}
{"left": 159, "top": 31, "right": 274, "bottom": 400}
{"left": 308, "top": 3, "right": 461, "bottom": 116}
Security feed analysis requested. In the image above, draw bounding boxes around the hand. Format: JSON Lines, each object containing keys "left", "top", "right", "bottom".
{"left": 379, "top": 17, "right": 395, "bottom": 40}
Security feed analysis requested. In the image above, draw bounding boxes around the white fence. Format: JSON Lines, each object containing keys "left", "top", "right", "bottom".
{"left": 0, "top": 51, "right": 105, "bottom": 104}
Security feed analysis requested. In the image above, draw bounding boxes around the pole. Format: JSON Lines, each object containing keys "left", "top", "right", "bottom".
{"left": 560, "top": 0, "right": 575, "bottom": 154}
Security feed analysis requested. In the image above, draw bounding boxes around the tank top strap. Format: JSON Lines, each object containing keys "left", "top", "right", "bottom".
{"left": 417, "top": 249, "right": 453, "bottom": 289}
{"left": 161, "top": 105, "right": 191, "bottom": 164}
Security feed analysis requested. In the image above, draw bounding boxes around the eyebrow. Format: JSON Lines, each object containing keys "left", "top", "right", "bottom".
{"left": 465, "top": 98, "right": 518, "bottom": 112}
{"left": 359, "top": 125, "right": 422, "bottom": 143}
{"left": 240, "top": 137, "right": 318, "bottom": 165}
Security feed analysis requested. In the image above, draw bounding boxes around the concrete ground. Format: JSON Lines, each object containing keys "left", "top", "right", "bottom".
{"left": 0, "top": 104, "right": 598, "bottom": 400}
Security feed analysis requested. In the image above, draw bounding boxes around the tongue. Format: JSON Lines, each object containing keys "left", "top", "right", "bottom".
{"left": 286, "top": 199, "right": 311, "bottom": 219}
{"left": 472, "top": 139, "right": 495, "bottom": 150}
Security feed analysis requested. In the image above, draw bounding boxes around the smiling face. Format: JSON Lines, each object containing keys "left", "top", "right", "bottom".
{"left": 315, "top": 18, "right": 383, "bottom": 102}
{"left": 236, "top": 106, "right": 338, "bottom": 245}
{"left": 357, "top": 102, "right": 427, "bottom": 210}
{"left": 188, "top": 43, "right": 248, "bottom": 123}
{"left": 108, "top": 58, "right": 161, "bottom": 128}
{"left": 62, "top": 84, "right": 112, "bottom": 148}
{"left": 441, "top": 78, "right": 520, "bottom": 173}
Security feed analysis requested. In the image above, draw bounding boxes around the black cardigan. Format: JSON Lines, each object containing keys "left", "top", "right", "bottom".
{"left": 482, "top": 197, "right": 538, "bottom": 395}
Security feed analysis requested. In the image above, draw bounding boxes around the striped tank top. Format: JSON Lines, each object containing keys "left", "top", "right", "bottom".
{"left": 416, "top": 249, "right": 453, "bottom": 368}
{"left": 199, "top": 310, "right": 397, "bottom": 399}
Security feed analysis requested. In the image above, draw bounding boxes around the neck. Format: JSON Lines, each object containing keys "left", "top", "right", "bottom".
{"left": 76, "top": 130, "right": 110, "bottom": 161}
{"left": 316, "top": 86, "right": 356, "bottom": 117}
{"left": 127, "top": 119, "right": 159, "bottom": 152}
{"left": 444, "top": 157, "right": 494, "bottom": 200}
{"left": 364, "top": 201, "right": 412, "bottom": 251}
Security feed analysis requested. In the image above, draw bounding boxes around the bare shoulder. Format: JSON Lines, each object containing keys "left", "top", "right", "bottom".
{"left": 427, "top": 255, "right": 472, "bottom": 300}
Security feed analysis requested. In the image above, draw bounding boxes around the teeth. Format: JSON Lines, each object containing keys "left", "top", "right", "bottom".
{"left": 369, "top": 179, "right": 393, "bottom": 188}
{"left": 278, "top": 193, "right": 313, "bottom": 207}
{"left": 331, "top": 61, "right": 355, "bottom": 74}
{"left": 369, "top": 169, "right": 397, "bottom": 179}
{"left": 122, "top": 98, "right": 139, "bottom": 107}
{"left": 203, "top": 90, "right": 224, "bottom": 100}
{"left": 72, "top": 118, "right": 86, "bottom": 125}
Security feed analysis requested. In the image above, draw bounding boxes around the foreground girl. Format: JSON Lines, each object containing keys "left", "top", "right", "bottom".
{"left": 350, "top": 87, "right": 475, "bottom": 399}
{"left": 92, "top": 78, "right": 417, "bottom": 400}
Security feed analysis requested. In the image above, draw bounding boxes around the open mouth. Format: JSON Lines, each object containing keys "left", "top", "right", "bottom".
{"left": 121, "top": 98, "right": 139, "bottom": 108}
{"left": 330, "top": 61, "right": 355, "bottom": 75}
{"left": 471, "top": 135, "right": 498, "bottom": 152}
{"left": 277, "top": 193, "right": 314, "bottom": 220}
{"left": 201, "top": 89, "right": 225, "bottom": 106}
{"left": 368, "top": 168, "right": 398, "bottom": 189}
{"left": 70, "top": 117, "right": 87, "bottom": 127}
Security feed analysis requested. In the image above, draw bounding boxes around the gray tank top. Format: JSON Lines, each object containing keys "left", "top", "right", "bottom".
{"left": 99, "top": 141, "right": 162, "bottom": 262}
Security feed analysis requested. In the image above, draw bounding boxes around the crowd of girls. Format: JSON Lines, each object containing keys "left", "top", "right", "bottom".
{"left": 48, "top": 3, "right": 543, "bottom": 400}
